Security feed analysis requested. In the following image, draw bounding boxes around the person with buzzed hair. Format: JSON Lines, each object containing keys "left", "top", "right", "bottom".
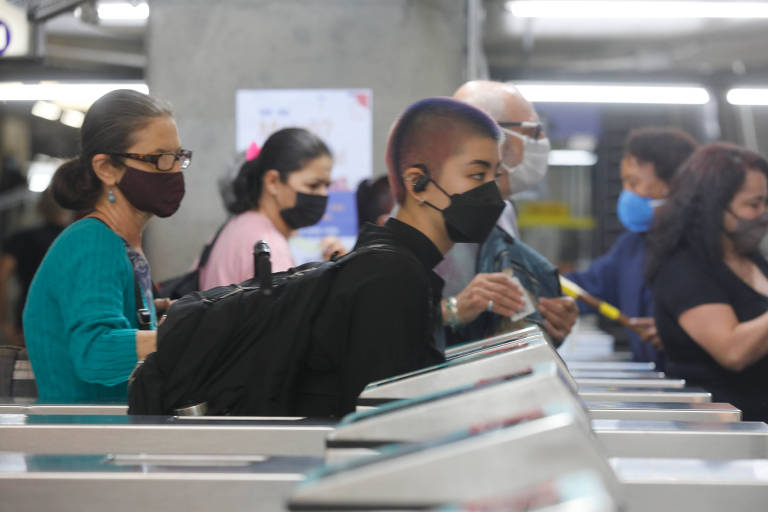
{"left": 293, "top": 97, "right": 521, "bottom": 418}
{"left": 454, "top": 80, "right": 551, "bottom": 202}
{"left": 436, "top": 80, "right": 578, "bottom": 345}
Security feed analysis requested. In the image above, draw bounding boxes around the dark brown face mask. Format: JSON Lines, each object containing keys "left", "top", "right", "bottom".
{"left": 116, "top": 166, "right": 185, "bottom": 217}
{"left": 726, "top": 209, "right": 768, "bottom": 255}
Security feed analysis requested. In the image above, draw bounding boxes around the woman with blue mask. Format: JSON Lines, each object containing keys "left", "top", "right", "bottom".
{"left": 565, "top": 127, "right": 697, "bottom": 367}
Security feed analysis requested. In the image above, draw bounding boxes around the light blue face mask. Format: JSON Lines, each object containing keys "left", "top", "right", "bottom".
{"left": 617, "top": 189, "right": 665, "bottom": 233}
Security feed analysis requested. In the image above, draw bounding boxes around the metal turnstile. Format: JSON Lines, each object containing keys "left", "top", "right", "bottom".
{"left": 586, "top": 402, "right": 741, "bottom": 422}
{"left": 359, "top": 336, "right": 572, "bottom": 405}
{"left": 576, "top": 377, "right": 686, "bottom": 389}
{"left": 330, "top": 363, "right": 584, "bottom": 457}
{"left": 0, "top": 414, "right": 335, "bottom": 456}
{"left": 0, "top": 402, "right": 128, "bottom": 415}
{"left": 594, "top": 420, "right": 768, "bottom": 459}
{"left": 290, "top": 412, "right": 622, "bottom": 510}
{"left": 426, "top": 470, "right": 618, "bottom": 512}
{"left": 0, "top": 452, "right": 318, "bottom": 512}
{"left": 612, "top": 458, "right": 768, "bottom": 512}
{"left": 578, "top": 386, "right": 711, "bottom": 403}
{"left": 443, "top": 325, "right": 543, "bottom": 359}
{"left": 570, "top": 370, "right": 666, "bottom": 379}
{"left": 567, "top": 361, "right": 656, "bottom": 372}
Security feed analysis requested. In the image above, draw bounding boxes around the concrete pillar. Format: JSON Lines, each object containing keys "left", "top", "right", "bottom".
{"left": 145, "top": 0, "right": 468, "bottom": 280}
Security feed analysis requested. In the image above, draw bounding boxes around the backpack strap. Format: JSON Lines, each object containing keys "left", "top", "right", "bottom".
{"left": 197, "top": 220, "right": 229, "bottom": 271}
{"left": 132, "top": 269, "right": 152, "bottom": 331}
{"left": 332, "top": 243, "right": 417, "bottom": 265}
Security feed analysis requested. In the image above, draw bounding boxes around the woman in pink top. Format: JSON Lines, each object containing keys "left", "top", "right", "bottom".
{"left": 200, "top": 128, "right": 333, "bottom": 288}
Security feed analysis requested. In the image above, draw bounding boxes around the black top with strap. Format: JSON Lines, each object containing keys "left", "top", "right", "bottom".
{"left": 652, "top": 245, "right": 768, "bottom": 421}
{"left": 294, "top": 218, "right": 446, "bottom": 418}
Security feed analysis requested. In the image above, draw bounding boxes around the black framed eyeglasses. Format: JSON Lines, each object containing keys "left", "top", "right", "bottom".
{"left": 498, "top": 121, "right": 543, "bottom": 140}
{"left": 111, "top": 149, "right": 193, "bottom": 171}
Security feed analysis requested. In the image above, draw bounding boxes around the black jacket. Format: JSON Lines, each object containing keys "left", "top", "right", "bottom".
{"left": 294, "top": 218, "right": 446, "bottom": 418}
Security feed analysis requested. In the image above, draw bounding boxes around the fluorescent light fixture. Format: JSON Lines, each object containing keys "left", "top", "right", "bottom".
{"left": 726, "top": 88, "right": 768, "bottom": 106}
{"left": 27, "top": 159, "right": 61, "bottom": 193}
{"left": 97, "top": 1, "right": 149, "bottom": 21}
{"left": 60, "top": 109, "right": 86, "bottom": 128}
{"left": 548, "top": 150, "right": 598, "bottom": 167}
{"left": 515, "top": 83, "right": 710, "bottom": 104}
{"left": 0, "top": 82, "right": 149, "bottom": 106}
{"left": 31, "top": 101, "right": 62, "bottom": 121}
{"left": 505, "top": 1, "right": 768, "bottom": 19}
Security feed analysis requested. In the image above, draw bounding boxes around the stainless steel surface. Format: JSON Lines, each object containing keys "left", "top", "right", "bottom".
{"left": 593, "top": 420, "right": 768, "bottom": 459}
{"left": 421, "top": 471, "right": 619, "bottom": 512}
{"left": 560, "top": 351, "right": 634, "bottom": 363}
{"left": 332, "top": 363, "right": 585, "bottom": 447}
{"left": 569, "top": 370, "right": 666, "bottom": 379}
{"left": 0, "top": 403, "right": 128, "bottom": 415}
{"left": 174, "top": 402, "right": 208, "bottom": 416}
{"left": 360, "top": 338, "right": 571, "bottom": 402}
{"left": 586, "top": 402, "right": 741, "bottom": 422}
{"left": 444, "top": 325, "right": 543, "bottom": 359}
{"left": 576, "top": 378, "right": 686, "bottom": 389}
{"left": 0, "top": 415, "right": 335, "bottom": 456}
{"left": 0, "top": 452, "right": 317, "bottom": 512}
{"left": 566, "top": 361, "right": 656, "bottom": 371}
{"left": 290, "top": 413, "right": 623, "bottom": 510}
{"left": 578, "top": 386, "right": 711, "bottom": 403}
{"left": 612, "top": 458, "right": 768, "bottom": 512}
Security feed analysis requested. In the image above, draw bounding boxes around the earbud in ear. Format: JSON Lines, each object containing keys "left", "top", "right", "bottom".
{"left": 412, "top": 175, "right": 430, "bottom": 193}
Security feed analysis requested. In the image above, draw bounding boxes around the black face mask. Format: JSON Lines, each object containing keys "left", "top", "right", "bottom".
{"left": 422, "top": 179, "right": 506, "bottom": 243}
{"left": 726, "top": 210, "right": 768, "bottom": 255}
{"left": 280, "top": 192, "right": 328, "bottom": 229}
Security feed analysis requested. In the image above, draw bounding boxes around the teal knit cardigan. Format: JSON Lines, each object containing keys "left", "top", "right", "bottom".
{"left": 23, "top": 218, "right": 156, "bottom": 402}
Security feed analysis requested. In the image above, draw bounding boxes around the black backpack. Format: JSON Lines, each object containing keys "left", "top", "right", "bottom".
{"left": 128, "top": 243, "right": 401, "bottom": 416}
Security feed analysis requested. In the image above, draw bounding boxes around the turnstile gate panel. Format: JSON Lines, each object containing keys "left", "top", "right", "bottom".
{"left": 359, "top": 337, "right": 572, "bottom": 404}
{"left": 289, "top": 412, "right": 622, "bottom": 510}
{"left": 0, "top": 414, "right": 335, "bottom": 456}
{"left": 0, "top": 452, "right": 318, "bottom": 512}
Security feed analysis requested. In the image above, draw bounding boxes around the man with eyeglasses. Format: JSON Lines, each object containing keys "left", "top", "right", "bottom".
{"left": 436, "top": 80, "right": 578, "bottom": 346}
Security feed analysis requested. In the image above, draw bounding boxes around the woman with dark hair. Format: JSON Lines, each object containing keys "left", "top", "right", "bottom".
{"left": 648, "top": 142, "right": 768, "bottom": 421}
{"left": 199, "top": 128, "right": 333, "bottom": 289}
{"left": 566, "top": 127, "right": 697, "bottom": 367}
{"left": 23, "top": 89, "right": 190, "bottom": 402}
{"left": 355, "top": 175, "right": 394, "bottom": 229}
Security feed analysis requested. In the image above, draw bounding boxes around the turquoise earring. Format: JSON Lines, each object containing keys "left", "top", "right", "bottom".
{"left": 108, "top": 188, "right": 115, "bottom": 203}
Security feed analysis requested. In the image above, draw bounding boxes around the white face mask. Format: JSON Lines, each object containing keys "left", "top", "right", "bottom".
{"left": 501, "top": 127, "right": 551, "bottom": 195}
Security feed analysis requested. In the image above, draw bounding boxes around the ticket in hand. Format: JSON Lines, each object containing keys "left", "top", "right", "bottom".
{"left": 507, "top": 275, "right": 537, "bottom": 322}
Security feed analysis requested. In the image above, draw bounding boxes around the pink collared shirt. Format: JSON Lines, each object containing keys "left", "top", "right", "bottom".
{"left": 199, "top": 210, "right": 295, "bottom": 290}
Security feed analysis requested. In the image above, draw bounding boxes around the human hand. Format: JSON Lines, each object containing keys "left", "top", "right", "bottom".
{"left": 630, "top": 317, "right": 663, "bottom": 350}
{"left": 154, "top": 298, "right": 174, "bottom": 315}
{"left": 538, "top": 296, "right": 578, "bottom": 342}
{"left": 455, "top": 273, "right": 526, "bottom": 325}
{"left": 320, "top": 236, "right": 348, "bottom": 261}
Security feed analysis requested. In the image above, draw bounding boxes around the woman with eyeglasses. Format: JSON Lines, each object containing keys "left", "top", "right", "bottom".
{"left": 23, "top": 89, "right": 190, "bottom": 402}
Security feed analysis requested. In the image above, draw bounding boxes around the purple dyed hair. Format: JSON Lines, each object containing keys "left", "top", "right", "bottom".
{"left": 386, "top": 97, "right": 501, "bottom": 204}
